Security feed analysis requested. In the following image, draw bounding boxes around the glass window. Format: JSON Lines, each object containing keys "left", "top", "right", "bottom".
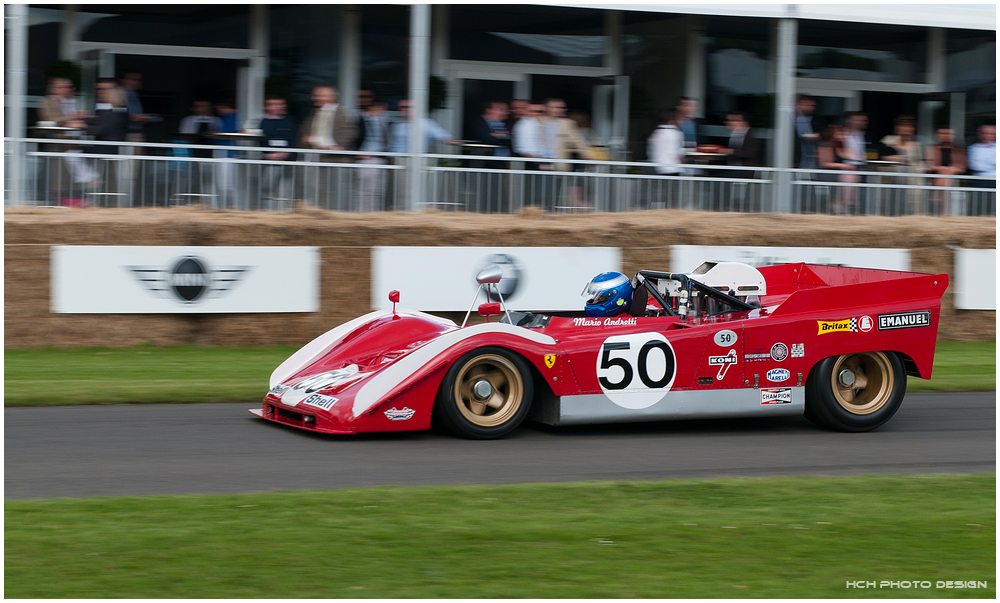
{"left": 79, "top": 5, "right": 249, "bottom": 49}
{"left": 449, "top": 5, "right": 606, "bottom": 67}
{"left": 704, "top": 17, "right": 774, "bottom": 131}
{"left": 797, "top": 21, "right": 927, "bottom": 83}
{"left": 269, "top": 5, "right": 340, "bottom": 121}
{"left": 361, "top": 5, "right": 410, "bottom": 104}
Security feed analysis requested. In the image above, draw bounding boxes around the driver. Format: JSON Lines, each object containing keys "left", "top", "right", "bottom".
{"left": 582, "top": 272, "right": 633, "bottom": 317}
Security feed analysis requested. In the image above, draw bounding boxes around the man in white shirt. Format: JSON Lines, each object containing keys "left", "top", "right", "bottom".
{"left": 967, "top": 124, "right": 996, "bottom": 216}
{"left": 512, "top": 103, "right": 544, "bottom": 161}
{"left": 647, "top": 110, "right": 684, "bottom": 175}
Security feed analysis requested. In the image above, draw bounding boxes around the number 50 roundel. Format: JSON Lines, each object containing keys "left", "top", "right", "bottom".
{"left": 596, "top": 332, "right": 677, "bottom": 409}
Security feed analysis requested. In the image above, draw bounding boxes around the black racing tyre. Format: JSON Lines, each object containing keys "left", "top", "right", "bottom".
{"left": 435, "top": 347, "right": 534, "bottom": 439}
{"left": 804, "top": 351, "right": 907, "bottom": 432}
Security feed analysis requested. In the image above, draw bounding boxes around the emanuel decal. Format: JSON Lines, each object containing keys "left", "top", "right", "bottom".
{"left": 760, "top": 388, "right": 792, "bottom": 405}
{"left": 544, "top": 354, "right": 557, "bottom": 369}
{"left": 766, "top": 368, "right": 790, "bottom": 383}
{"left": 708, "top": 349, "right": 738, "bottom": 380}
{"left": 770, "top": 343, "right": 788, "bottom": 362}
{"left": 878, "top": 311, "right": 931, "bottom": 330}
{"left": 301, "top": 394, "right": 338, "bottom": 411}
{"left": 383, "top": 407, "right": 416, "bottom": 421}
{"left": 790, "top": 343, "right": 805, "bottom": 358}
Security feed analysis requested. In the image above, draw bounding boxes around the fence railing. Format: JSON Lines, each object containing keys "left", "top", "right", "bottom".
{"left": 5, "top": 138, "right": 995, "bottom": 216}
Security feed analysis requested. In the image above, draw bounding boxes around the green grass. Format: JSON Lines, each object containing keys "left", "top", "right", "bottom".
{"left": 5, "top": 475, "right": 994, "bottom": 598}
{"left": 905, "top": 341, "right": 995, "bottom": 392}
{"left": 3, "top": 345, "right": 297, "bottom": 406}
{"left": 3, "top": 341, "right": 994, "bottom": 407}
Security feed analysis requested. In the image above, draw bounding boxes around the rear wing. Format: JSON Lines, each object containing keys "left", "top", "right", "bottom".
{"left": 760, "top": 264, "right": 948, "bottom": 317}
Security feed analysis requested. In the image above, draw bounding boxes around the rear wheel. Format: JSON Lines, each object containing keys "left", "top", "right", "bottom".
{"left": 435, "top": 347, "right": 534, "bottom": 439}
{"left": 804, "top": 351, "right": 906, "bottom": 432}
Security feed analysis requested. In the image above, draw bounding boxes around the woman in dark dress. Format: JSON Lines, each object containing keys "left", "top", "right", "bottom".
{"left": 926, "top": 128, "right": 966, "bottom": 215}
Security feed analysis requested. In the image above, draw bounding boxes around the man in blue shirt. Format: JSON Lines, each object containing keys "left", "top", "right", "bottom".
{"left": 389, "top": 99, "right": 454, "bottom": 154}
{"left": 794, "top": 95, "right": 818, "bottom": 169}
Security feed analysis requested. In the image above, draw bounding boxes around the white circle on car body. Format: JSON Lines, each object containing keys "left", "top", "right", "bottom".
{"left": 714, "top": 329, "right": 738, "bottom": 347}
{"left": 596, "top": 332, "right": 676, "bottom": 410}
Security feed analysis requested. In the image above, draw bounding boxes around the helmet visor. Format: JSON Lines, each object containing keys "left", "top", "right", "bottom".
{"left": 581, "top": 273, "right": 630, "bottom": 302}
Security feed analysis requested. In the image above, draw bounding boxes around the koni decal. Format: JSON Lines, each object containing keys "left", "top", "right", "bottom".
{"left": 708, "top": 349, "right": 738, "bottom": 380}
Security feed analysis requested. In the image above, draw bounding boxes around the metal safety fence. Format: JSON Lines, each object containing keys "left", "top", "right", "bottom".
{"left": 5, "top": 138, "right": 995, "bottom": 216}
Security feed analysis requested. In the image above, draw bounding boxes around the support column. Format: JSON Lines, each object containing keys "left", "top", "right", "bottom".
{"left": 684, "top": 16, "right": 706, "bottom": 114}
{"left": 772, "top": 17, "right": 797, "bottom": 213}
{"left": 605, "top": 10, "right": 627, "bottom": 156}
{"left": 243, "top": 5, "right": 269, "bottom": 128}
{"left": 59, "top": 5, "right": 79, "bottom": 61}
{"left": 927, "top": 28, "right": 946, "bottom": 91}
{"left": 6, "top": 3, "right": 28, "bottom": 205}
{"left": 430, "top": 4, "right": 450, "bottom": 126}
{"left": 407, "top": 4, "right": 431, "bottom": 212}
{"left": 339, "top": 5, "right": 361, "bottom": 111}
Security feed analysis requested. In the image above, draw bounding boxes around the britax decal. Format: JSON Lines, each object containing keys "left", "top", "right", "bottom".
{"left": 384, "top": 407, "right": 415, "bottom": 421}
{"left": 708, "top": 349, "right": 738, "bottom": 380}
{"left": 573, "top": 316, "right": 638, "bottom": 327}
{"left": 761, "top": 388, "right": 792, "bottom": 405}
{"left": 878, "top": 311, "right": 931, "bottom": 330}
{"left": 766, "top": 368, "right": 790, "bottom": 383}
{"left": 817, "top": 315, "right": 874, "bottom": 335}
{"left": 301, "top": 394, "right": 338, "bottom": 411}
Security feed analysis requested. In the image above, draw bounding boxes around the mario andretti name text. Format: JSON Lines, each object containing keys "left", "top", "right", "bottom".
{"left": 846, "top": 581, "right": 988, "bottom": 589}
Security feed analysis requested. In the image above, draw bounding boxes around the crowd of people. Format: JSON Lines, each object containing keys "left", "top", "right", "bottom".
{"left": 793, "top": 95, "right": 996, "bottom": 215}
{"left": 33, "top": 75, "right": 997, "bottom": 214}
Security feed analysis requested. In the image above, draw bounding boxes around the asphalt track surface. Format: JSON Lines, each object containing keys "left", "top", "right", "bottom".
{"left": 5, "top": 393, "right": 995, "bottom": 499}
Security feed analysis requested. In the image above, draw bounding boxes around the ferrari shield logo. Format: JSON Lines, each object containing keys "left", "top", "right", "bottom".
{"left": 544, "top": 354, "right": 556, "bottom": 369}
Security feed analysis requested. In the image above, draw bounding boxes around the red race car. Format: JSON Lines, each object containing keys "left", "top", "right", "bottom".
{"left": 251, "top": 261, "right": 947, "bottom": 439}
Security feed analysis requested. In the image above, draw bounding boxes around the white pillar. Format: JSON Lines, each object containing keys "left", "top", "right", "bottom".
{"left": 340, "top": 5, "right": 361, "bottom": 111}
{"left": 6, "top": 3, "right": 29, "bottom": 205}
{"left": 60, "top": 5, "right": 79, "bottom": 61}
{"left": 772, "top": 17, "right": 797, "bottom": 213}
{"left": 927, "top": 28, "right": 945, "bottom": 91}
{"left": 243, "top": 5, "right": 269, "bottom": 128}
{"left": 407, "top": 4, "right": 431, "bottom": 212}
{"left": 684, "top": 16, "right": 705, "bottom": 115}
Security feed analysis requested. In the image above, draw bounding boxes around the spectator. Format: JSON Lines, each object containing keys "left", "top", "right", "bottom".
{"left": 84, "top": 78, "right": 128, "bottom": 152}
{"left": 259, "top": 96, "right": 299, "bottom": 207}
{"left": 676, "top": 96, "right": 704, "bottom": 148}
{"left": 388, "top": 99, "right": 454, "bottom": 154}
{"left": 967, "top": 124, "right": 996, "bottom": 184}
{"left": 925, "top": 127, "right": 965, "bottom": 215}
{"left": 879, "top": 116, "right": 922, "bottom": 170}
{"left": 843, "top": 111, "right": 869, "bottom": 170}
{"left": 539, "top": 97, "right": 594, "bottom": 173}
{"left": 179, "top": 99, "right": 221, "bottom": 158}
{"left": 38, "top": 77, "right": 99, "bottom": 192}
{"left": 119, "top": 71, "right": 149, "bottom": 143}
{"left": 470, "top": 100, "right": 512, "bottom": 158}
{"left": 301, "top": 86, "right": 358, "bottom": 160}
{"left": 966, "top": 124, "right": 996, "bottom": 216}
{"left": 647, "top": 109, "right": 684, "bottom": 175}
{"left": 721, "top": 111, "right": 763, "bottom": 174}
{"left": 793, "top": 95, "right": 818, "bottom": 169}
{"left": 816, "top": 122, "right": 858, "bottom": 214}
{"left": 354, "top": 97, "right": 390, "bottom": 212}
{"left": 353, "top": 89, "right": 375, "bottom": 151}
{"left": 508, "top": 98, "right": 529, "bottom": 132}
{"left": 512, "top": 103, "right": 544, "bottom": 161}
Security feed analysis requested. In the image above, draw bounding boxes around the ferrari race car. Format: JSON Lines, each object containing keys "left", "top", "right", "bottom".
{"left": 251, "top": 261, "right": 947, "bottom": 439}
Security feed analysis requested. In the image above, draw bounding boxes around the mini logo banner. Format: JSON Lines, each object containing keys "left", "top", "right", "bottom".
{"left": 770, "top": 343, "right": 788, "bottom": 362}
{"left": 878, "top": 311, "right": 931, "bottom": 330}
{"left": 544, "top": 354, "right": 557, "bottom": 369}
{"left": 817, "top": 319, "right": 854, "bottom": 334}
{"left": 301, "top": 394, "right": 338, "bottom": 411}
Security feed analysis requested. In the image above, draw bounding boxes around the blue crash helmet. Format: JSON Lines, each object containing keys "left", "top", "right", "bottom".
{"left": 582, "top": 272, "right": 633, "bottom": 317}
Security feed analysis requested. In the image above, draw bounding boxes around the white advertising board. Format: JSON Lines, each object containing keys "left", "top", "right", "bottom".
{"left": 670, "top": 245, "right": 911, "bottom": 273}
{"left": 371, "top": 247, "right": 621, "bottom": 311}
{"left": 953, "top": 248, "right": 996, "bottom": 310}
{"left": 51, "top": 246, "right": 320, "bottom": 313}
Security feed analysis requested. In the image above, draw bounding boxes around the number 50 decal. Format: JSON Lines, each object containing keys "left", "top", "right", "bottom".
{"left": 596, "top": 333, "right": 677, "bottom": 410}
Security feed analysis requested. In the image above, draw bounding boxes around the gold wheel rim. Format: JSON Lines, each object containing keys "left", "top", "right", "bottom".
{"left": 453, "top": 354, "right": 524, "bottom": 427}
{"left": 830, "top": 352, "right": 894, "bottom": 415}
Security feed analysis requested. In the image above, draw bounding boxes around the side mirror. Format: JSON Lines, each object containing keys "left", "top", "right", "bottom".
{"left": 478, "top": 302, "right": 502, "bottom": 316}
{"left": 476, "top": 264, "right": 503, "bottom": 285}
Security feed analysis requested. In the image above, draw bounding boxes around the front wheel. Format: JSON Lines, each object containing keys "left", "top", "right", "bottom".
{"left": 435, "top": 347, "right": 534, "bottom": 439}
{"left": 804, "top": 351, "right": 907, "bottom": 432}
